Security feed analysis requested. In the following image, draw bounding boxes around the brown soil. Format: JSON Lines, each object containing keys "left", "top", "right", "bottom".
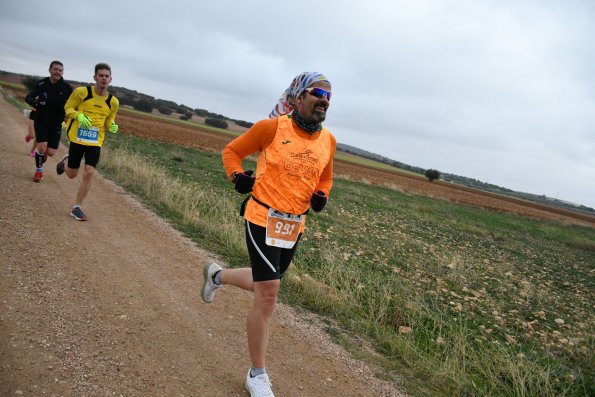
{"left": 0, "top": 94, "right": 408, "bottom": 396}
{"left": 116, "top": 111, "right": 594, "bottom": 227}
{"left": 2, "top": 88, "right": 591, "bottom": 396}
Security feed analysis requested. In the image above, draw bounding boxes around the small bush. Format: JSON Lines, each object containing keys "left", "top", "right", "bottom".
{"left": 177, "top": 104, "right": 193, "bottom": 114}
{"left": 425, "top": 169, "right": 441, "bottom": 182}
{"left": 235, "top": 120, "right": 254, "bottom": 128}
{"left": 118, "top": 96, "right": 135, "bottom": 107}
{"left": 158, "top": 106, "right": 173, "bottom": 115}
{"left": 205, "top": 118, "right": 228, "bottom": 129}
{"left": 194, "top": 108, "right": 209, "bottom": 117}
{"left": 133, "top": 98, "right": 154, "bottom": 113}
{"left": 21, "top": 76, "right": 39, "bottom": 91}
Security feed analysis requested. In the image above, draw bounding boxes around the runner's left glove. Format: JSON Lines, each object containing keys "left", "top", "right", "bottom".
{"left": 310, "top": 191, "right": 327, "bottom": 212}
{"left": 109, "top": 123, "right": 118, "bottom": 133}
{"left": 233, "top": 170, "right": 255, "bottom": 194}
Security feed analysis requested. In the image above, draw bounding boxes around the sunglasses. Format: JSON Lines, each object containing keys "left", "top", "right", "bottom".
{"left": 304, "top": 87, "right": 332, "bottom": 100}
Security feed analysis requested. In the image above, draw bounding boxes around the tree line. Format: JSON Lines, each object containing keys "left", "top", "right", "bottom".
{"left": 19, "top": 73, "right": 253, "bottom": 131}
{"left": 12, "top": 71, "right": 594, "bottom": 214}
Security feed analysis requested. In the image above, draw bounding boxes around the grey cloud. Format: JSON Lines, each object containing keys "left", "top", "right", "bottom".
{"left": 1, "top": 0, "right": 594, "bottom": 207}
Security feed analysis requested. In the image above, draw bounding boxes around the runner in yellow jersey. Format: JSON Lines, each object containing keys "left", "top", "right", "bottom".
{"left": 201, "top": 72, "right": 336, "bottom": 397}
{"left": 56, "top": 63, "right": 119, "bottom": 221}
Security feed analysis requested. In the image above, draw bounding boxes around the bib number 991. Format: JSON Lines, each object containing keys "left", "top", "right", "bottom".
{"left": 275, "top": 221, "right": 295, "bottom": 236}
{"left": 266, "top": 208, "right": 303, "bottom": 248}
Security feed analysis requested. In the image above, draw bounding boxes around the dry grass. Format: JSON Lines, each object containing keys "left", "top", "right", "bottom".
{"left": 99, "top": 138, "right": 594, "bottom": 397}
{"left": 101, "top": 147, "right": 244, "bottom": 255}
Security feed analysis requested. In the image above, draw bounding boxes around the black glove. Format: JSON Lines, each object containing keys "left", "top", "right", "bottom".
{"left": 233, "top": 170, "right": 255, "bottom": 194}
{"left": 36, "top": 92, "right": 48, "bottom": 107}
{"left": 310, "top": 191, "right": 327, "bottom": 212}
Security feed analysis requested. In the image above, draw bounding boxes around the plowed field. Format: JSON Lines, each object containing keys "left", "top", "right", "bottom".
{"left": 117, "top": 110, "right": 595, "bottom": 227}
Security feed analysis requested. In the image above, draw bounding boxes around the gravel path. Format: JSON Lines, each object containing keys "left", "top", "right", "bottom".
{"left": 0, "top": 93, "right": 408, "bottom": 397}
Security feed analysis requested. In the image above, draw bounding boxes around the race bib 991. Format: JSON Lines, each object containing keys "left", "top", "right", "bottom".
{"left": 265, "top": 208, "right": 303, "bottom": 248}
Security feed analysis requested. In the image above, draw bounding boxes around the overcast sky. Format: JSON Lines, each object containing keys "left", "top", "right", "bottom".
{"left": 1, "top": 0, "right": 594, "bottom": 209}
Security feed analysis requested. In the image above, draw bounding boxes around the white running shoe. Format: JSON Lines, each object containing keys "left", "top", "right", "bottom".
{"left": 200, "top": 263, "right": 222, "bottom": 303}
{"left": 245, "top": 369, "right": 275, "bottom": 397}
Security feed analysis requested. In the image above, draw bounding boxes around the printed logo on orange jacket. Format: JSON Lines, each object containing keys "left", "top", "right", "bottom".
{"left": 245, "top": 115, "right": 332, "bottom": 225}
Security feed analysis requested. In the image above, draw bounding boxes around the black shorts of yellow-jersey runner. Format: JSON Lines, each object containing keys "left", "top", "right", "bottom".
{"left": 67, "top": 142, "right": 101, "bottom": 169}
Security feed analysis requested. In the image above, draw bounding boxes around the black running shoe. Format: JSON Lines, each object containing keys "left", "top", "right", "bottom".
{"left": 70, "top": 206, "right": 87, "bottom": 221}
{"left": 56, "top": 154, "right": 68, "bottom": 175}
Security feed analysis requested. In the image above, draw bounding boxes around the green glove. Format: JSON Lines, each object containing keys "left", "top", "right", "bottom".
{"left": 77, "top": 113, "right": 93, "bottom": 129}
{"left": 109, "top": 123, "right": 119, "bottom": 134}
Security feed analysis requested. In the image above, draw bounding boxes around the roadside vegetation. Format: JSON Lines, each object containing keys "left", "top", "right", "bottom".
{"left": 3, "top": 72, "right": 593, "bottom": 216}
{"left": 98, "top": 133, "right": 594, "bottom": 397}
{"left": 1, "top": 82, "right": 593, "bottom": 396}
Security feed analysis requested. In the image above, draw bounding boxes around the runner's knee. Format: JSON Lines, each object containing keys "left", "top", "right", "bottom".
{"left": 65, "top": 168, "right": 78, "bottom": 179}
{"left": 254, "top": 281, "right": 280, "bottom": 306}
{"left": 83, "top": 166, "right": 95, "bottom": 179}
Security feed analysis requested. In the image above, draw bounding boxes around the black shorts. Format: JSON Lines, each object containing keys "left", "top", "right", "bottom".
{"left": 34, "top": 120, "right": 61, "bottom": 149}
{"left": 67, "top": 141, "right": 102, "bottom": 169}
{"left": 29, "top": 110, "right": 36, "bottom": 120}
{"left": 245, "top": 221, "right": 302, "bottom": 282}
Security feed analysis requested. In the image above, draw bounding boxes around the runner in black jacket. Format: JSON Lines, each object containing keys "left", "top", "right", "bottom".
{"left": 25, "top": 60, "right": 73, "bottom": 183}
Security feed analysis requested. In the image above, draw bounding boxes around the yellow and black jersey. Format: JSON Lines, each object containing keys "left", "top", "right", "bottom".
{"left": 65, "top": 86, "right": 119, "bottom": 147}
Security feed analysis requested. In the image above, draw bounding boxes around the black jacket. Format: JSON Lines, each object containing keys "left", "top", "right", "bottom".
{"left": 25, "top": 77, "right": 73, "bottom": 130}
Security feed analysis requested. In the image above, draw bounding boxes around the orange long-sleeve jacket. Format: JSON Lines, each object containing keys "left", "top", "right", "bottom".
{"left": 222, "top": 115, "right": 336, "bottom": 228}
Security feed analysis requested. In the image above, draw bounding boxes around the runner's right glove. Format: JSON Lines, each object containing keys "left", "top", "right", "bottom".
{"left": 310, "top": 191, "right": 327, "bottom": 212}
{"left": 77, "top": 113, "right": 93, "bottom": 129}
{"left": 36, "top": 92, "right": 48, "bottom": 107}
{"left": 109, "top": 123, "right": 119, "bottom": 133}
{"left": 233, "top": 170, "right": 255, "bottom": 194}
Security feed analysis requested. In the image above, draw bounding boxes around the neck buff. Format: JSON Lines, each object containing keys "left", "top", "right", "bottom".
{"left": 292, "top": 110, "right": 322, "bottom": 133}
{"left": 269, "top": 72, "right": 330, "bottom": 118}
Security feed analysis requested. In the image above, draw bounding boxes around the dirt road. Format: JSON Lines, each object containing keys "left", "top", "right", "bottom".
{"left": 0, "top": 94, "right": 406, "bottom": 397}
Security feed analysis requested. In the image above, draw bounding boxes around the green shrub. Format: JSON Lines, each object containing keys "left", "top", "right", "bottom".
{"left": 425, "top": 169, "right": 441, "bottom": 182}
{"left": 21, "top": 76, "right": 39, "bottom": 91}
{"left": 194, "top": 108, "right": 209, "bottom": 117}
{"left": 205, "top": 118, "right": 228, "bottom": 129}
{"left": 133, "top": 98, "right": 154, "bottom": 112}
{"left": 235, "top": 120, "right": 254, "bottom": 128}
{"left": 158, "top": 106, "right": 173, "bottom": 115}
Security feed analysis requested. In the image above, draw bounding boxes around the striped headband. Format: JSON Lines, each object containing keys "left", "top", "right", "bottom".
{"left": 269, "top": 72, "right": 330, "bottom": 118}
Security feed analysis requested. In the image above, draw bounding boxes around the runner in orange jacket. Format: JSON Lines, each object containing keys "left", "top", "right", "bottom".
{"left": 201, "top": 72, "right": 336, "bottom": 397}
